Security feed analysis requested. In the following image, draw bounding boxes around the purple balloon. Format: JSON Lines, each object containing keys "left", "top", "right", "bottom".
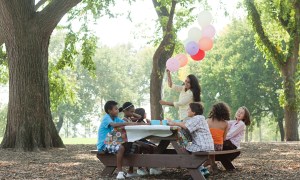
{"left": 185, "top": 41, "right": 199, "bottom": 56}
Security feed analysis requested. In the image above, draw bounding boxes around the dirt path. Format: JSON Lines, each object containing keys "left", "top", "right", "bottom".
{"left": 1, "top": 142, "right": 300, "bottom": 179}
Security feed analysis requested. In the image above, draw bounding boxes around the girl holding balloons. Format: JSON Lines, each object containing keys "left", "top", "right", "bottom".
{"left": 159, "top": 70, "right": 201, "bottom": 120}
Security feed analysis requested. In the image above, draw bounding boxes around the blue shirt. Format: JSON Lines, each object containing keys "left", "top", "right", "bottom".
{"left": 97, "top": 114, "right": 125, "bottom": 151}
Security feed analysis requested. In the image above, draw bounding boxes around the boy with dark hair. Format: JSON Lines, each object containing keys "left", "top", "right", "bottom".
{"left": 97, "top": 100, "right": 139, "bottom": 179}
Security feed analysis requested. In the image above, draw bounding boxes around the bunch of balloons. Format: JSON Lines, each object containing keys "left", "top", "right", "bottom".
{"left": 185, "top": 11, "right": 215, "bottom": 61}
{"left": 166, "top": 11, "right": 215, "bottom": 72}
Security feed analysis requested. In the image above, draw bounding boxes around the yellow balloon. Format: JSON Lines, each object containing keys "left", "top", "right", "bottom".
{"left": 178, "top": 67, "right": 188, "bottom": 82}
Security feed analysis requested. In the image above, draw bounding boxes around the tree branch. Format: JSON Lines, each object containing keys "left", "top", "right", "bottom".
{"left": 38, "top": 0, "right": 82, "bottom": 34}
{"left": 0, "top": 33, "right": 4, "bottom": 47}
{"left": 278, "top": 0, "right": 292, "bottom": 34}
{"left": 153, "top": 0, "right": 177, "bottom": 71}
{"left": 35, "top": 0, "right": 49, "bottom": 11}
{"left": 152, "top": 0, "right": 170, "bottom": 32}
{"left": 245, "top": 0, "right": 284, "bottom": 67}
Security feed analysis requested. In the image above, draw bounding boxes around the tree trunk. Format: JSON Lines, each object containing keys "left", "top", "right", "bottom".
{"left": 277, "top": 114, "right": 285, "bottom": 142}
{"left": 56, "top": 113, "right": 64, "bottom": 133}
{"left": 281, "top": 57, "right": 299, "bottom": 141}
{"left": 0, "top": 18, "right": 64, "bottom": 151}
{"left": 245, "top": 126, "right": 249, "bottom": 142}
{"left": 150, "top": 0, "right": 176, "bottom": 120}
{"left": 150, "top": 55, "right": 168, "bottom": 120}
{"left": 259, "top": 121, "right": 262, "bottom": 142}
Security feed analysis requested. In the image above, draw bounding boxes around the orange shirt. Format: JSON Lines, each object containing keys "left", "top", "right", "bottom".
{"left": 209, "top": 128, "right": 225, "bottom": 145}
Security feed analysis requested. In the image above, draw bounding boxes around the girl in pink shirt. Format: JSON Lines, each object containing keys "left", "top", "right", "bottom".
{"left": 215, "top": 106, "right": 251, "bottom": 170}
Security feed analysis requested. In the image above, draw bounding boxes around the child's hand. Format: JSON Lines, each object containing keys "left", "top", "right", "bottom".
{"left": 167, "top": 120, "right": 175, "bottom": 126}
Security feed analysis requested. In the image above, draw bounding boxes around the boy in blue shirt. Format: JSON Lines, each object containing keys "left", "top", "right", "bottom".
{"left": 97, "top": 100, "right": 139, "bottom": 179}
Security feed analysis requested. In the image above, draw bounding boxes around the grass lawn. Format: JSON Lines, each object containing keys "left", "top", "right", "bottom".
{"left": 0, "top": 137, "right": 96, "bottom": 145}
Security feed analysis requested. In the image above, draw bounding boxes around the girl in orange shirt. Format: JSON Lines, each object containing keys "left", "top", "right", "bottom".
{"left": 206, "top": 102, "right": 230, "bottom": 172}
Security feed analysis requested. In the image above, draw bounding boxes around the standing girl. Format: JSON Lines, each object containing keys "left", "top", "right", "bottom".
{"left": 160, "top": 70, "right": 201, "bottom": 120}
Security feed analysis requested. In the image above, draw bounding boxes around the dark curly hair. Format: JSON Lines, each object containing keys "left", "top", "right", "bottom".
{"left": 208, "top": 102, "right": 231, "bottom": 121}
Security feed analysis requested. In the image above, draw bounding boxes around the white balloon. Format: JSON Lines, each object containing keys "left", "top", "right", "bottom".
{"left": 197, "top": 11, "right": 213, "bottom": 28}
{"left": 188, "top": 27, "right": 202, "bottom": 42}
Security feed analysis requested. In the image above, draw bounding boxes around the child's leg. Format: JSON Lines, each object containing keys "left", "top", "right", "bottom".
{"left": 116, "top": 145, "right": 125, "bottom": 172}
{"left": 211, "top": 155, "right": 216, "bottom": 167}
{"left": 128, "top": 166, "right": 134, "bottom": 174}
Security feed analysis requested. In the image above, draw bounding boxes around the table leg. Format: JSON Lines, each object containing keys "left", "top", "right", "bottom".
{"left": 101, "top": 166, "right": 116, "bottom": 176}
{"left": 171, "top": 141, "right": 188, "bottom": 154}
{"left": 156, "top": 140, "right": 170, "bottom": 153}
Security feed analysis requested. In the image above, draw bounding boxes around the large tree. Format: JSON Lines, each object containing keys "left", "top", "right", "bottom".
{"left": 150, "top": 0, "right": 202, "bottom": 119}
{"left": 245, "top": 0, "right": 300, "bottom": 141}
{"left": 0, "top": 0, "right": 115, "bottom": 150}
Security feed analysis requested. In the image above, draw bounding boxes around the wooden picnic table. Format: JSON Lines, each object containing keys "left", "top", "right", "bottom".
{"left": 91, "top": 125, "right": 240, "bottom": 180}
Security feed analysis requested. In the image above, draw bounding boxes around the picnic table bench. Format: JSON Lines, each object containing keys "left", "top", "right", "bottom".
{"left": 91, "top": 125, "right": 240, "bottom": 180}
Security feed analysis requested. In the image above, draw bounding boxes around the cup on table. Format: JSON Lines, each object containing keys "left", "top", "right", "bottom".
{"left": 150, "top": 120, "right": 161, "bottom": 125}
{"left": 162, "top": 120, "right": 168, "bottom": 125}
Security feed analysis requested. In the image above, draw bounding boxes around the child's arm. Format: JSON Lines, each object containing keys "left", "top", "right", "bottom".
{"left": 223, "top": 122, "right": 229, "bottom": 141}
{"left": 167, "top": 120, "right": 187, "bottom": 129}
{"left": 167, "top": 70, "right": 173, "bottom": 88}
{"left": 132, "top": 112, "right": 142, "bottom": 119}
{"left": 110, "top": 122, "right": 144, "bottom": 128}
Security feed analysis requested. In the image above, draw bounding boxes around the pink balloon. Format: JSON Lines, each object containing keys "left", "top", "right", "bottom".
{"left": 166, "top": 57, "right": 180, "bottom": 72}
{"left": 199, "top": 37, "right": 213, "bottom": 51}
{"left": 202, "top": 25, "right": 216, "bottom": 38}
{"left": 175, "top": 54, "right": 188, "bottom": 67}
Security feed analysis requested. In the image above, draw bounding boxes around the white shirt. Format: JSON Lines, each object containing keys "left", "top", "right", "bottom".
{"left": 225, "top": 120, "right": 245, "bottom": 148}
{"left": 171, "top": 85, "right": 194, "bottom": 120}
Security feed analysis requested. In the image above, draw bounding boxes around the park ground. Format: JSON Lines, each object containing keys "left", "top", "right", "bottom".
{"left": 0, "top": 139, "right": 300, "bottom": 179}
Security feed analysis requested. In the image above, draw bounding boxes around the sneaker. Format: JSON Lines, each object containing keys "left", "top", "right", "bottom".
{"left": 125, "top": 172, "right": 140, "bottom": 178}
{"left": 197, "top": 166, "right": 205, "bottom": 176}
{"left": 149, "top": 168, "right": 162, "bottom": 175}
{"left": 202, "top": 168, "right": 210, "bottom": 178}
{"left": 137, "top": 168, "right": 149, "bottom": 176}
{"left": 198, "top": 166, "right": 210, "bottom": 178}
{"left": 116, "top": 171, "right": 126, "bottom": 179}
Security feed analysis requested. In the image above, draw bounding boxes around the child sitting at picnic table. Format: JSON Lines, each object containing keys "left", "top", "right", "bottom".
{"left": 167, "top": 102, "right": 214, "bottom": 177}
{"left": 97, "top": 100, "right": 141, "bottom": 179}
{"left": 134, "top": 108, "right": 150, "bottom": 124}
{"left": 133, "top": 107, "right": 162, "bottom": 176}
{"left": 119, "top": 102, "right": 142, "bottom": 122}
{"left": 215, "top": 106, "right": 251, "bottom": 170}
{"left": 206, "top": 102, "right": 230, "bottom": 173}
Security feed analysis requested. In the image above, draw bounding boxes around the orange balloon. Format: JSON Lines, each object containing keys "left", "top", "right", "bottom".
{"left": 175, "top": 54, "right": 189, "bottom": 67}
{"left": 199, "top": 37, "right": 213, "bottom": 51}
